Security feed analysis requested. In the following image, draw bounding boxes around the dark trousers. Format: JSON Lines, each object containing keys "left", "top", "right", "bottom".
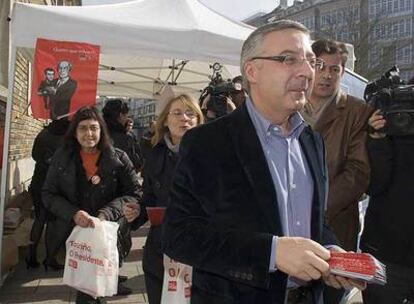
{"left": 29, "top": 193, "right": 51, "bottom": 250}
{"left": 323, "top": 285, "right": 346, "bottom": 304}
{"left": 144, "top": 271, "right": 163, "bottom": 304}
{"left": 75, "top": 291, "right": 106, "bottom": 304}
{"left": 285, "top": 286, "right": 317, "bottom": 304}
{"left": 362, "top": 262, "right": 414, "bottom": 304}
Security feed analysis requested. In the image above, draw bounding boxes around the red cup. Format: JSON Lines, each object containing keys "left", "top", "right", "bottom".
{"left": 146, "top": 207, "right": 166, "bottom": 226}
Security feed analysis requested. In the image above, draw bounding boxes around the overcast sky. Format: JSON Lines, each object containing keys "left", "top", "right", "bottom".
{"left": 82, "top": 0, "right": 293, "bottom": 21}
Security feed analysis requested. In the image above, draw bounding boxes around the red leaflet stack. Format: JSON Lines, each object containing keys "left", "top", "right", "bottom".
{"left": 328, "top": 252, "right": 387, "bottom": 285}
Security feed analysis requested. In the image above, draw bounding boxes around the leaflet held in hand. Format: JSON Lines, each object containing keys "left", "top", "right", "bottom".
{"left": 328, "top": 252, "right": 386, "bottom": 285}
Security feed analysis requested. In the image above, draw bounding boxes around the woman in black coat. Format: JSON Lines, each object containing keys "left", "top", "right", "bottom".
{"left": 124, "top": 94, "right": 204, "bottom": 304}
{"left": 26, "top": 118, "right": 69, "bottom": 269}
{"left": 42, "top": 106, "right": 141, "bottom": 304}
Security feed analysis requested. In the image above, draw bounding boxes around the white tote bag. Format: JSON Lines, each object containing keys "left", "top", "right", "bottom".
{"left": 161, "top": 254, "right": 193, "bottom": 304}
{"left": 63, "top": 217, "right": 119, "bottom": 298}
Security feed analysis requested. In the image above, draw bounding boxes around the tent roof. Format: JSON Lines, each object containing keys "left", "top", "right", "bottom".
{"left": 11, "top": 0, "right": 254, "bottom": 65}
{"left": 10, "top": 0, "right": 356, "bottom": 97}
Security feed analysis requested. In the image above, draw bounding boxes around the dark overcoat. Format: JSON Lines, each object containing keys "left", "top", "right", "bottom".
{"left": 42, "top": 146, "right": 141, "bottom": 260}
{"left": 162, "top": 103, "right": 337, "bottom": 304}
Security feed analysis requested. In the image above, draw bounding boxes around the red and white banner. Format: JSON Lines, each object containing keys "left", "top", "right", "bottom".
{"left": 63, "top": 217, "right": 119, "bottom": 298}
{"left": 30, "top": 38, "right": 100, "bottom": 120}
{"left": 161, "top": 254, "right": 192, "bottom": 304}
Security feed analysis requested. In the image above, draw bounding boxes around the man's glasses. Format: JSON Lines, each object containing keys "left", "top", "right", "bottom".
{"left": 169, "top": 109, "right": 197, "bottom": 119}
{"left": 250, "top": 54, "right": 324, "bottom": 70}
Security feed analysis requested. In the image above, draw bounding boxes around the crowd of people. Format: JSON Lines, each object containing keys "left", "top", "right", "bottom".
{"left": 25, "top": 19, "right": 414, "bottom": 304}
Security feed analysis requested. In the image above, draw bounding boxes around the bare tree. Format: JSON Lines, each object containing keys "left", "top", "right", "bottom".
{"left": 314, "top": 0, "right": 412, "bottom": 81}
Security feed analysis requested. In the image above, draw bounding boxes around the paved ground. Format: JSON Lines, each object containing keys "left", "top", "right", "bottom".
{"left": 0, "top": 226, "right": 150, "bottom": 304}
{"left": 0, "top": 223, "right": 364, "bottom": 304}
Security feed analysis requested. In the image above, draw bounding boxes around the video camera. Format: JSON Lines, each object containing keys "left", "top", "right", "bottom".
{"left": 200, "top": 63, "right": 239, "bottom": 119}
{"left": 364, "top": 66, "right": 414, "bottom": 136}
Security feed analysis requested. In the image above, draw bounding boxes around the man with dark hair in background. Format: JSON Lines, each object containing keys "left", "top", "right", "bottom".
{"left": 103, "top": 99, "right": 143, "bottom": 173}
{"left": 139, "top": 118, "right": 157, "bottom": 169}
{"left": 302, "top": 38, "right": 373, "bottom": 303}
{"left": 102, "top": 99, "right": 143, "bottom": 296}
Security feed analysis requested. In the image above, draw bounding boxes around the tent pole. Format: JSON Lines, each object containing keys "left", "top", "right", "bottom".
{"left": 0, "top": 2, "right": 17, "bottom": 284}
{"left": 171, "top": 59, "right": 175, "bottom": 85}
{"left": 0, "top": 46, "right": 16, "bottom": 286}
{"left": 173, "top": 60, "right": 188, "bottom": 83}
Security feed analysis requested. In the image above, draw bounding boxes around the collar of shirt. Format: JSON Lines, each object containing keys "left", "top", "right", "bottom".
{"left": 304, "top": 89, "right": 340, "bottom": 119}
{"left": 246, "top": 97, "right": 305, "bottom": 144}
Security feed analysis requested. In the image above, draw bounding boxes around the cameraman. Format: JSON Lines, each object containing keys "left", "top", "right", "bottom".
{"left": 361, "top": 108, "right": 414, "bottom": 303}
{"left": 200, "top": 81, "right": 238, "bottom": 122}
{"left": 230, "top": 75, "right": 247, "bottom": 108}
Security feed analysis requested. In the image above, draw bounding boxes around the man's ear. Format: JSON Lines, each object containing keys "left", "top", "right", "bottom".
{"left": 244, "top": 61, "right": 258, "bottom": 85}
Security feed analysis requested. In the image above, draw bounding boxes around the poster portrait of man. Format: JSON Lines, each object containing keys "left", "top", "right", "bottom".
{"left": 49, "top": 60, "right": 78, "bottom": 119}
{"left": 30, "top": 38, "right": 100, "bottom": 120}
{"left": 37, "top": 67, "right": 56, "bottom": 110}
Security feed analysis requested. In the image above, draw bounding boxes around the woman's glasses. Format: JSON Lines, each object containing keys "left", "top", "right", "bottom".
{"left": 169, "top": 110, "right": 197, "bottom": 119}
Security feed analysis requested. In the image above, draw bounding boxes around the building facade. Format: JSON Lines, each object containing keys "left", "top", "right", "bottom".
{"left": 128, "top": 98, "right": 157, "bottom": 138}
{"left": 247, "top": 0, "right": 414, "bottom": 82}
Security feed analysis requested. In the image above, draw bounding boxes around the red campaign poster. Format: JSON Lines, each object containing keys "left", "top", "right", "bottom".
{"left": 30, "top": 38, "right": 100, "bottom": 120}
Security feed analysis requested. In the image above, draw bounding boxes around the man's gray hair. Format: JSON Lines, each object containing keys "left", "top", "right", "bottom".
{"left": 58, "top": 60, "right": 72, "bottom": 70}
{"left": 240, "top": 20, "right": 310, "bottom": 93}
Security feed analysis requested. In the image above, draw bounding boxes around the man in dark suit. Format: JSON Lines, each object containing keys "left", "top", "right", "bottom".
{"left": 50, "top": 60, "right": 77, "bottom": 119}
{"left": 37, "top": 67, "right": 56, "bottom": 110}
{"left": 162, "top": 20, "right": 365, "bottom": 304}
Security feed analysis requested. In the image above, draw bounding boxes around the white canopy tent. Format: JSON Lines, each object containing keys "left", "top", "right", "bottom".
{"left": 96, "top": 56, "right": 242, "bottom": 97}
{"left": 10, "top": 0, "right": 254, "bottom": 97}
{"left": 0, "top": 0, "right": 255, "bottom": 281}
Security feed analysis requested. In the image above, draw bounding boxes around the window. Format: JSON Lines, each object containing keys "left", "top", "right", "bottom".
{"left": 393, "top": 22, "right": 398, "bottom": 36}
{"left": 400, "top": 0, "right": 405, "bottom": 10}
{"left": 369, "top": 46, "right": 381, "bottom": 68}
{"left": 387, "top": 0, "right": 391, "bottom": 12}
{"left": 405, "top": 18, "right": 412, "bottom": 35}
{"left": 355, "top": 7, "right": 360, "bottom": 19}
{"left": 375, "top": 26, "right": 380, "bottom": 39}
